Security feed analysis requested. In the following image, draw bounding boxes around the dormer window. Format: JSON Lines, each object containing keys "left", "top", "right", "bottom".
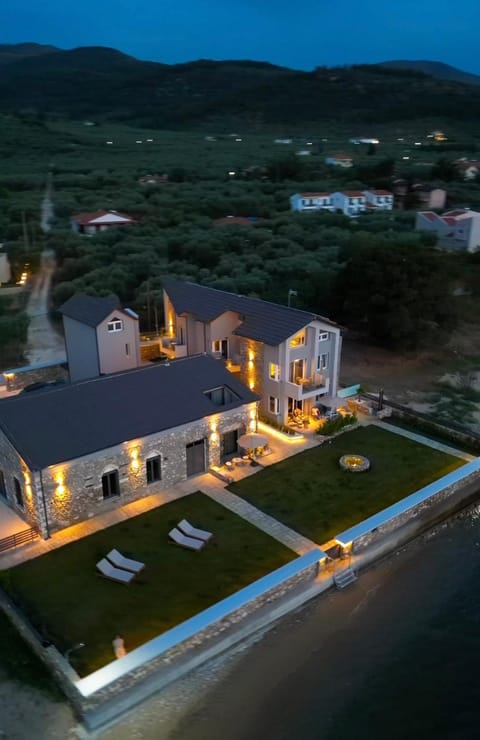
{"left": 107, "top": 317, "right": 123, "bottom": 332}
{"left": 204, "top": 385, "right": 240, "bottom": 406}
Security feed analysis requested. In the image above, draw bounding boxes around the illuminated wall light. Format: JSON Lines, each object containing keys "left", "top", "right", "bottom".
{"left": 55, "top": 471, "right": 67, "bottom": 499}
{"left": 249, "top": 380, "right": 255, "bottom": 390}
{"left": 210, "top": 420, "right": 218, "bottom": 442}
{"left": 130, "top": 449, "right": 140, "bottom": 472}
{"left": 23, "top": 471, "right": 33, "bottom": 499}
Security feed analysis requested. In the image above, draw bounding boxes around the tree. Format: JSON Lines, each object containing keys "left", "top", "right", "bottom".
{"left": 334, "top": 244, "right": 456, "bottom": 348}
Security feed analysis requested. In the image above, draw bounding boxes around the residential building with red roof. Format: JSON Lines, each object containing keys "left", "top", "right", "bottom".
{"left": 363, "top": 189, "right": 394, "bottom": 210}
{"left": 71, "top": 210, "right": 136, "bottom": 236}
{"left": 290, "top": 192, "right": 334, "bottom": 212}
{"left": 415, "top": 209, "right": 480, "bottom": 252}
{"left": 331, "top": 191, "right": 367, "bottom": 216}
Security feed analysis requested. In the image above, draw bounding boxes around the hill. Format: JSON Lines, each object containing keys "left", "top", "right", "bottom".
{"left": 0, "top": 42, "right": 61, "bottom": 66}
{"left": 379, "top": 60, "right": 480, "bottom": 86}
{"left": 1, "top": 44, "right": 480, "bottom": 129}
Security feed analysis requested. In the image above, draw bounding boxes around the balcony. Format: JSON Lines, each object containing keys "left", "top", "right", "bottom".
{"left": 286, "top": 375, "right": 329, "bottom": 400}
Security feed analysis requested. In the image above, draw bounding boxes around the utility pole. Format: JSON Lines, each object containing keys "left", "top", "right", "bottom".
{"left": 21, "top": 211, "right": 30, "bottom": 254}
{"left": 288, "top": 289, "right": 298, "bottom": 308}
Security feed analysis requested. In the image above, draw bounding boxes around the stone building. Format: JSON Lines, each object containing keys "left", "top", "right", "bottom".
{"left": 0, "top": 355, "right": 258, "bottom": 537}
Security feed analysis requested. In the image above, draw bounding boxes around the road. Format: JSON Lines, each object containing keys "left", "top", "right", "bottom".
{"left": 25, "top": 249, "right": 66, "bottom": 366}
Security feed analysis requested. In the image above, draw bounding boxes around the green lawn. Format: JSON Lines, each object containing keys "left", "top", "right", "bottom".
{"left": 0, "top": 493, "right": 294, "bottom": 676}
{"left": 228, "top": 426, "right": 464, "bottom": 544}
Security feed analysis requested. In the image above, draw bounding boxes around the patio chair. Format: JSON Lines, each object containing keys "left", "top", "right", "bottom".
{"left": 168, "top": 527, "right": 205, "bottom": 551}
{"left": 96, "top": 558, "right": 135, "bottom": 584}
{"left": 106, "top": 549, "right": 145, "bottom": 574}
{"left": 177, "top": 519, "right": 213, "bottom": 543}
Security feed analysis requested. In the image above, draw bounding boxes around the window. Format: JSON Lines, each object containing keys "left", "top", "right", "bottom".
{"left": 269, "top": 363, "right": 280, "bottom": 381}
{"left": 269, "top": 396, "right": 279, "bottom": 414}
{"left": 317, "top": 353, "right": 329, "bottom": 370}
{"left": 13, "top": 476, "right": 23, "bottom": 507}
{"left": 319, "top": 332, "right": 329, "bottom": 342}
{"left": 204, "top": 385, "right": 240, "bottom": 406}
{"left": 102, "top": 470, "right": 120, "bottom": 499}
{"left": 212, "top": 340, "right": 221, "bottom": 353}
{"left": 290, "top": 332, "right": 305, "bottom": 348}
{"left": 107, "top": 317, "right": 123, "bottom": 332}
{"left": 146, "top": 456, "right": 161, "bottom": 484}
{"left": 0, "top": 470, "right": 6, "bottom": 498}
{"left": 125, "top": 343, "right": 130, "bottom": 356}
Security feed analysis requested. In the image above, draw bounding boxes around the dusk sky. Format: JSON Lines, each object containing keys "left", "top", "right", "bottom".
{"left": 2, "top": 0, "right": 480, "bottom": 73}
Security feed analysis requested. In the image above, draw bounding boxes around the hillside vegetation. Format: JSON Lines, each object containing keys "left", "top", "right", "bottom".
{"left": 1, "top": 45, "right": 480, "bottom": 129}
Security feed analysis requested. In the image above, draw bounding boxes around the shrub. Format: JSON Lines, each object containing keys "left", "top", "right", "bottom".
{"left": 318, "top": 413, "right": 357, "bottom": 436}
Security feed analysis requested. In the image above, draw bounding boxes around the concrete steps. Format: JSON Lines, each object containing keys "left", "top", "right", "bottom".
{"left": 334, "top": 567, "right": 357, "bottom": 589}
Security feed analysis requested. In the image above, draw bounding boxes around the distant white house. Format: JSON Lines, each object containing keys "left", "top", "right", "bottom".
{"left": 291, "top": 190, "right": 393, "bottom": 216}
{"left": 331, "top": 191, "right": 367, "bottom": 216}
{"left": 71, "top": 210, "right": 136, "bottom": 236}
{"left": 296, "top": 150, "right": 312, "bottom": 156}
{"left": 363, "top": 190, "right": 394, "bottom": 210}
{"left": 350, "top": 137, "right": 380, "bottom": 145}
{"left": 274, "top": 138, "right": 293, "bottom": 144}
{"left": 290, "top": 192, "right": 334, "bottom": 212}
{"left": 325, "top": 153, "right": 353, "bottom": 168}
{"left": 415, "top": 209, "right": 480, "bottom": 252}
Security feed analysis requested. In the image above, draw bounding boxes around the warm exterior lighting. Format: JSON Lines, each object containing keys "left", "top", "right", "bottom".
{"left": 130, "top": 449, "right": 140, "bottom": 472}
{"left": 248, "top": 351, "right": 255, "bottom": 364}
{"left": 339, "top": 454, "right": 370, "bottom": 472}
{"left": 55, "top": 471, "right": 67, "bottom": 499}
{"left": 23, "top": 471, "right": 32, "bottom": 499}
{"left": 4, "top": 373, "right": 15, "bottom": 380}
{"left": 209, "top": 418, "right": 219, "bottom": 443}
{"left": 249, "top": 380, "right": 255, "bottom": 390}
{"left": 257, "top": 420, "right": 304, "bottom": 442}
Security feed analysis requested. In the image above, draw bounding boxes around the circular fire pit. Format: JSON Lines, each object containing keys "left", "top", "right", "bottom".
{"left": 339, "top": 454, "right": 370, "bottom": 473}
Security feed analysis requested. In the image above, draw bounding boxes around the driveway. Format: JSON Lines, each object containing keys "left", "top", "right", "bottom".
{"left": 25, "top": 250, "right": 66, "bottom": 366}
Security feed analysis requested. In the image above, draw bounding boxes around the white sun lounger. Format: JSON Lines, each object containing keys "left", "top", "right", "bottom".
{"left": 96, "top": 558, "right": 135, "bottom": 584}
{"left": 177, "top": 519, "right": 213, "bottom": 543}
{"left": 169, "top": 527, "right": 205, "bottom": 551}
{"left": 106, "top": 549, "right": 145, "bottom": 574}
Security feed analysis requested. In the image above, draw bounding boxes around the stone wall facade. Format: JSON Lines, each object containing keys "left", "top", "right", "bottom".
{"left": 34, "top": 404, "right": 253, "bottom": 536}
{"left": 238, "top": 338, "right": 264, "bottom": 414}
{"left": 0, "top": 428, "right": 40, "bottom": 531}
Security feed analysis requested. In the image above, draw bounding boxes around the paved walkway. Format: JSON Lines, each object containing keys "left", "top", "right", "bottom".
{"left": 365, "top": 418, "right": 475, "bottom": 461}
{"left": 202, "top": 483, "right": 317, "bottom": 555}
{"left": 0, "top": 498, "right": 30, "bottom": 539}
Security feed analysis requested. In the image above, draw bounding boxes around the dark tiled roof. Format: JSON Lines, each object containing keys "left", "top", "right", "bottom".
{"left": 59, "top": 294, "right": 121, "bottom": 327}
{"left": 162, "top": 279, "right": 338, "bottom": 346}
{"left": 0, "top": 355, "right": 258, "bottom": 469}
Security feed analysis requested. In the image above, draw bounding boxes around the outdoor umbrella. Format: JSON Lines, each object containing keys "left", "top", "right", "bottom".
{"left": 237, "top": 432, "right": 269, "bottom": 450}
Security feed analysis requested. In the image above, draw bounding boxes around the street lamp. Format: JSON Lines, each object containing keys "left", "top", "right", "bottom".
{"left": 64, "top": 642, "right": 85, "bottom": 661}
